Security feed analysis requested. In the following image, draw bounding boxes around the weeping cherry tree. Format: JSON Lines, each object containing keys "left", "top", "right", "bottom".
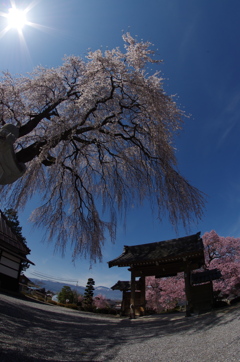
{"left": 0, "top": 33, "right": 204, "bottom": 262}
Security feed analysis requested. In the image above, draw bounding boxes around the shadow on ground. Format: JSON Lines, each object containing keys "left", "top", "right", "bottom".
{"left": 0, "top": 293, "right": 239, "bottom": 361}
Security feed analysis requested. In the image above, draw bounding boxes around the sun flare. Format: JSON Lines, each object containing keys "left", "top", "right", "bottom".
{"left": 0, "top": 2, "right": 36, "bottom": 38}
{"left": 7, "top": 7, "right": 28, "bottom": 31}
{"left": 0, "top": 1, "right": 54, "bottom": 46}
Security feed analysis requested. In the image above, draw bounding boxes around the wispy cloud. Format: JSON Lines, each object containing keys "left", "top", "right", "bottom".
{"left": 204, "top": 88, "right": 240, "bottom": 150}
{"left": 217, "top": 114, "right": 239, "bottom": 148}
{"left": 227, "top": 214, "right": 240, "bottom": 237}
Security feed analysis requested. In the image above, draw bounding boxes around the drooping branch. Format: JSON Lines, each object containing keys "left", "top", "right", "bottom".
{"left": 0, "top": 33, "right": 205, "bottom": 261}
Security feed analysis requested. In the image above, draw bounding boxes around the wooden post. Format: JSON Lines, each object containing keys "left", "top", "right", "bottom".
{"left": 139, "top": 276, "right": 146, "bottom": 316}
{"left": 130, "top": 269, "right": 136, "bottom": 318}
{"left": 121, "top": 290, "right": 129, "bottom": 316}
{"left": 121, "top": 291, "right": 125, "bottom": 316}
{"left": 210, "top": 280, "right": 214, "bottom": 308}
{"left": 184, "top": 265, "right": 192, "bottom": 317}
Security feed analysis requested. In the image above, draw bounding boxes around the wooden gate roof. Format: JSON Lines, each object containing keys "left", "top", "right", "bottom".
{"left": 111, "top": 281, "right": 131, "bottom": 291}
{"left": 111, "top": 280, "right": 143, "bottom": 291}
{"left": 108, "top": 232, "right": 204, "bottom": 275}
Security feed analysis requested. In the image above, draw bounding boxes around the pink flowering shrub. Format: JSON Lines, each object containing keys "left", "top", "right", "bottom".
{"left": 146, "top": 274, "right": 185, "bottom": 312}
{"left": 78, "top": 295, "right": 84, "bottom": 304}
{"left": 94, "top": 294, "right": 110, "bottom": 309}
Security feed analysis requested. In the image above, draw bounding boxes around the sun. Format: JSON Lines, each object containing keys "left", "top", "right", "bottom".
{"left": 0, "top": 1, "right": 53, "bottom": 42}
{"left": 0, "top": 2, "right": 35, "bottom": 38}
{"left": 6, "top": 7, "right": 28, "bottom": 31}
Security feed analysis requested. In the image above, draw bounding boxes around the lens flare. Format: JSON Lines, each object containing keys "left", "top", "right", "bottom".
{"left": 7, "top": 7, "right": 27, "bottom": 31}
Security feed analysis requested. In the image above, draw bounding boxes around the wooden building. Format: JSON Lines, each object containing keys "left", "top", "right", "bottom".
{"left": 111, "top": 280, "right": 146, "bottom": 316}
{"left": 19, "top": 273, "right": 33, "bottom": 293}
{"left": 109, "top": 232, "right": 208, "bottom": 317}
{"left": 0, "top": 210, "right": 34, "bottom": 292}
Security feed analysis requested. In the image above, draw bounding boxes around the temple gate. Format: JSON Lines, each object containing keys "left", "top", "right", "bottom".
{"left": 109, "top": 232, "right": 219, "bottom": 317}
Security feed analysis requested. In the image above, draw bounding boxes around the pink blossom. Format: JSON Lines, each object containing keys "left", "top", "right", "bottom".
{"left": 94, "top": 294, "right": 110, "bottom": 309}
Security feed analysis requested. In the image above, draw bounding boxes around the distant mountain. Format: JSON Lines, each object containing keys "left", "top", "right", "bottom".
{"left": 29, "top": 278, "right": 122, "bottom": 300}
{"left": 94, "top": 286, "right": 122, "bottom": 300}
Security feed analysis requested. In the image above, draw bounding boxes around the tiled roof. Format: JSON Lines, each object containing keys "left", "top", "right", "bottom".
{"left": 111, "top": 280, "right": 143, "bottom": 291}
{"left": 111, "top": 281, "right": 131, "bottom": 291}
{"left": 0, "top": 210, "right": 30, "bottom": 256}
{"left": 108, "top": 232, "right": 203, "bottom": 268}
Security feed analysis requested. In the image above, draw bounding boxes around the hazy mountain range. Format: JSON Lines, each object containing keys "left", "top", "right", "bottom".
{"left": 29, "top": 278, "right": 122, "bottom": 300}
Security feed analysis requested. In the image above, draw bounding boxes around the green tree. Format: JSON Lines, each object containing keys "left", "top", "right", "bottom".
{"left": 4, "top": 208, "right": 26, "bottom": 243}
{"left": 57, "top": 285, "right": 74, "bottom": 304}
{"left": 4, "top": 208, "right": 30, "bottom": 271}
{"left": 83, "top": 278, "right": 95, "bottom": 308}
{"left": 72, "top": 289, "right": 80, "bottom": 304}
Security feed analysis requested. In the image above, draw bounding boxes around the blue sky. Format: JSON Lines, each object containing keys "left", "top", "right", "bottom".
{"left": 1, "top": 0, "right": 240, "bottom": 288}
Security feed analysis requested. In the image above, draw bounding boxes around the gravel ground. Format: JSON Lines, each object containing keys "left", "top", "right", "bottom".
{"left": 0, "top": 293, "right": 239, "bottom": 362}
